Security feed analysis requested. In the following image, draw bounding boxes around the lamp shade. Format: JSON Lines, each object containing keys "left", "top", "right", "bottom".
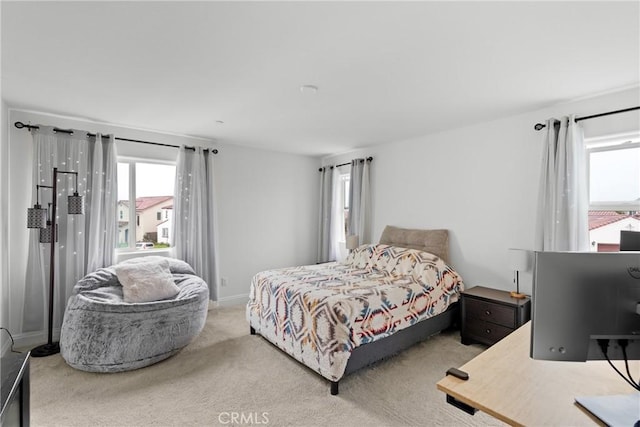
{"left": 508, "top": 248, "right": 531, "bottom": 272}
{"left": 27, "top": 205, "right": 48, "bottom": 228}
{"left": 67, "top": 193, "right": 84, "bottom": 215}
{"left": 39, "top": 222, "right": 54, "bottom": 243}
{"left": 346, "top": 235, "right": 359, "bottom": 250}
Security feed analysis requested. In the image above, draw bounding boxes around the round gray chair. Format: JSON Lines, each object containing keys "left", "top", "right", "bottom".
{"left": 60, "top": 257, "right": 209, "bottom": 372}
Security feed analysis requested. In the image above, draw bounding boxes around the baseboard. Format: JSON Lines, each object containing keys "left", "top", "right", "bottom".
{"left": 12, "top": 328, "right": 61, "bottom": 351}
{"left": 215, "top": 294, "right": 249, "bottom": 307}
{"left": 1, "top": 337, "right": 11, "bottom": 356}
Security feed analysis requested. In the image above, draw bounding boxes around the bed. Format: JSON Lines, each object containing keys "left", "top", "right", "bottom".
{"left": 246, "top": 226, "right": 464, "bottom": 395}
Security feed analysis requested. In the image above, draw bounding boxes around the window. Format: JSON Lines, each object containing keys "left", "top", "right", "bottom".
{"left": 586, "top": 134, "right": 640, "bottom": 252}
{"left": 117, "top": 161, "right": 176, "bottom": 250}
{"left": 162, "top": 228, "right": 169, "bottom": 238}
{"left": 588, "top": 142, "right": 640, "bottom": 210}
{"left": 339, "top": 173, "right": 350, "bottom": 239}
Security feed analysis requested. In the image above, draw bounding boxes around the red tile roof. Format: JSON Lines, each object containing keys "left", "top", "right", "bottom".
{"left": 135, "top": 196, "right": 173, "bottom": 210}
{"left": 589, "top": 211, "right": 640, "bottom": 230}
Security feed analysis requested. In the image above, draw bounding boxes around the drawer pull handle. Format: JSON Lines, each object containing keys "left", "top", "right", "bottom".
{"left": 485, "top": 329, "right": 491, "bottom": 334}
{"left": 485, "top": 310, "right": 491, "bottom": 316}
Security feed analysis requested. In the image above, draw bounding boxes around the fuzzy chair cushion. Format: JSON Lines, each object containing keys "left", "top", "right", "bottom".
{"left": 60, "top": 260, "right": 209, "bottom": 373}
{"left": 114, "top": 258, "right": 180, "bottom": 303}
{"left": 118, "top": 256, "right": 197, "bottom": 275}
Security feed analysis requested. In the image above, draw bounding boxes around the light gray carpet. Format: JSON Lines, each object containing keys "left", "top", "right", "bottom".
{"left": 30, "top": 305, "right": 503, "bottom": 426}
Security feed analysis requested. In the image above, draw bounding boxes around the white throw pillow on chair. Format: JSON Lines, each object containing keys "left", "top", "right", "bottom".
{"left": 114, "top": 258, "right": 180, "bottom": 303}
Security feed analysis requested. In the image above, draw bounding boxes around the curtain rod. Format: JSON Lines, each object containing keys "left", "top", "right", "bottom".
{"left": 13, "top": 121, "right": 218, "bottom": 154}
{"left": 533, "top": 106, "right": 640, "bottom": 131}
{"left": 318, "top": 156, "right": 373, "bottom": 172}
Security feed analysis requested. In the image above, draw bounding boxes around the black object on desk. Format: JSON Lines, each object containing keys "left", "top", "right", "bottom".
{"left": 1, "top": 351, "right": 30, "bottom": 427}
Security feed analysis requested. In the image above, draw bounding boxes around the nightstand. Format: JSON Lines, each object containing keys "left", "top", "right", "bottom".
{"left": 461, "top": 286, "right": 531, "bottom": 346}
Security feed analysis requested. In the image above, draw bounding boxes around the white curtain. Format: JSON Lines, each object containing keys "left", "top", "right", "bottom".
{"left": 317, "top": 166, "right": 335, "bottom": 263}
{"left": 347, "top": 158, "right": 371, "bottom": 245}
{"left": 329, "top": 166, "right": 343, "bottom": 260}
{"left": 23, "top": 127, "right": 118, "bottom": 333}
{"left": 87, "top": 134, "right": 118, "bottom": 272}
{"left": 172, "top": 146, "right": 219, "bottom": 300}
{"left": 535, "top": 116, "right": 589, "bottom": 251}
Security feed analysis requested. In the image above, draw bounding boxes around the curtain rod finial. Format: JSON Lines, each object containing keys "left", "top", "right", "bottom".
{"left": 15, "top": 121, "right": 25, "bottom": 129}
{"left": 534, "top": 123, "right": 546, "bottom": 131}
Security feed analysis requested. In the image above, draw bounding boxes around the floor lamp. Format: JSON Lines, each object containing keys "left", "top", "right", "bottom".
{"left": 27, "top": 167, "right": 84, "bottom": 357}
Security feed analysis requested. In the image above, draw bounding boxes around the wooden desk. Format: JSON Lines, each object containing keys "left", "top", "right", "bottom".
{"left": 437, "top": 322, "right": 639, "bottom": 426}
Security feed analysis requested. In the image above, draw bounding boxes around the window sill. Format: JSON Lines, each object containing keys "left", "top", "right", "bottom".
{"left": 116, "top": 248, "right": 173, "bottom": 263}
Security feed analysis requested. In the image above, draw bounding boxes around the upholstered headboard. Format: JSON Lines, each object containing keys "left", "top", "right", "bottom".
{"left": 379, "top": 225, "right": 450, "bottom": 264}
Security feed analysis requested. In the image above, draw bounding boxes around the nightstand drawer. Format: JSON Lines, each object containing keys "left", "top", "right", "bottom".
{"left": 465, "top": 299, "right": 515, "bottom": 328}
{"left": 461, "top": 286, "right": 531, "bottom": 346}
{"left": 465, "top": 319, "right": 512, "bottom": 345}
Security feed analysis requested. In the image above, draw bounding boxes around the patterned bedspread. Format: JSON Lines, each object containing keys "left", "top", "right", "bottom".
{"left": 246, "top": 244, "right": 464, "bottom": 381}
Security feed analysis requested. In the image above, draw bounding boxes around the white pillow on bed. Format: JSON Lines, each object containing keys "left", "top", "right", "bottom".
{"left": 114, "top": 258, "right": 180, "bottom": 303}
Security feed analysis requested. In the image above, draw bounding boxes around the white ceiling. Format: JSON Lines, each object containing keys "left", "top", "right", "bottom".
{"left": 2, "top": 1, "right": 639, "bottom": 157}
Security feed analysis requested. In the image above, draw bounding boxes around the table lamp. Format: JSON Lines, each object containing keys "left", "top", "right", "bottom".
{"left": 508, "top": 248, "right": 530, "bottom": 299}
{"left": 346, "top": 235, "right": 359, "bottom": 253}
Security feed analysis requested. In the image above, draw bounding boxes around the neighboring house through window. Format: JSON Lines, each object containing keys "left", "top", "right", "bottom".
{"left": 156, "top": 206, "right": 173, "bottom": 244}
{"left": 117, "top": 161, "right": 176, "bottom": 250}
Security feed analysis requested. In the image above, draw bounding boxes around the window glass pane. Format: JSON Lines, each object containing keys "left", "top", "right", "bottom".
{"left": 135, "top": 163, "right": 175, "bottom": 249}
{"left": 117, "top": 163, "right": 130, "bottom": 248}
{"left": 341, "top": 174, "right": 350, "bottom": 239}
{"left": 589, "top": 146, "right": 640, "bottom": 204}
{"left": 588, "top": 143, "right": 640, "bottom": 253}
{"left": 343, "top": 177, "right": 350, "bottom": 209}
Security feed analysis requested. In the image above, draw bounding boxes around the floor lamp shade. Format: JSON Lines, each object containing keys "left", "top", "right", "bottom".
{"left": 27, "top": 205, "right": 48, "bottom": 228}
{"left": 39, "top": 222, "right": 55, "bottom": 244}
{"left": 68, "top": 193, "right": 84, "bottom": 215}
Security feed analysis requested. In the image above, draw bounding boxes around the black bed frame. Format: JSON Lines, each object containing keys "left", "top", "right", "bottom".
{"left": 250, "top": 302, "right": 459, "bottom": 395}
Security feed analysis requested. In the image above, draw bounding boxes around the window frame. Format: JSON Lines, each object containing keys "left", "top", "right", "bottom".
{"left": 339, "top": 171, "right": 350, "bottom": 241}
{"left": 586, "top": 137, "right": 640, "bottom": 211}
{"left": 117, "top": 156, "right": 176, "bottom": 252}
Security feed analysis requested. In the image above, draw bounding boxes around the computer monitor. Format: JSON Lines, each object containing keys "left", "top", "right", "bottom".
{"left": 531, "top": 251, "right": 640, "bottom": 362}
{"left": 620, "top": 230, "right": 640, "bottom": 251}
